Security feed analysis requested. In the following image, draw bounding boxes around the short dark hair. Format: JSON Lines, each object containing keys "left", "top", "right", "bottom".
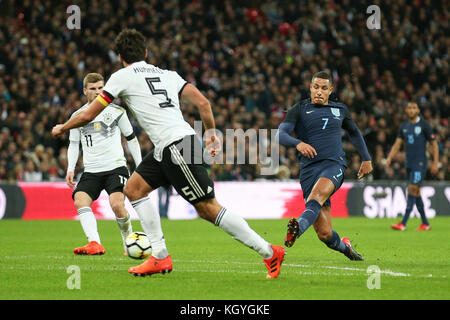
{"left": 312, "top": 71, "right": 332, "bottom": 85}
{"left": 114, "top": 29, "right": 146, "bottom": 64}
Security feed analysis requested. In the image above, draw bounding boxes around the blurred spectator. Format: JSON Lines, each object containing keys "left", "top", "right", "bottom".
{"left": 276, "top": 165, "right": 291, "bottom": 181}
{"left": 24, "top": 159, "right": 41, "bottom": 182}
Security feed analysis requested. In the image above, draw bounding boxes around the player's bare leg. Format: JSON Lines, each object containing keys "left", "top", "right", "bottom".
{"left": 285, "top": 177, "right": 334, "bottom": 247}
{"left": 125, "top": 172, "right": 172, "bottom": 276}
{"left": 74, "top": 191, "right": 93, "bottom": 211}
{"left": 194, "top": 198, "right": 285, "bottom": 279}
{"left": 193, "top": 197, "right": 221, "bottom": 222}
{"left": 314, "top": 206, "right": 363, "bottom": 260}
{"left": 73, "top": 192, "right": 105, "bottom": 255}
{"left": 109, "top": 192, "right": 133, "bottom": 253}
{"left": 313, "top": 205, "right": 333, "bottom": 242}
{"left": 306, "top": 178, "right": 336, "bottom": 204}
{"left": 109, "top": 192, "right": 128, "bottom": 219}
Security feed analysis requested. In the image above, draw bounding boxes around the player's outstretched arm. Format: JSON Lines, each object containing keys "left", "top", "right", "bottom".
{"left": 125, "top": 135, "right": 142, "bottom": 167}
{"left": 276, "top": 123, "right": 317, "bottom": 158}
{"left": 180, "top": 83, "right": 215, "bottom": 131}
{"left": 51, "top": 98, "right": 107, "bottom": 137}
{"left": 423, "top": 122, "right": 439, "bottom": 175}
{"left": 343, "top": 122, "right": 371, "bottom": 162}
{"left": 180, "top": 83, "right": 220, "bottom": 157}
{"left": 430, "top": 140, "right": 439, "bottom": 175}
{"left": 277, "top": 104, "right": 317, "bottom": 158}
{"left": 65, "top": 119, "right": 81, "bottom": 188}
{"left": 385, "top": 137, "right": 403, "bottom": 167}
{"left": 342, "top": 109, "right": 372, "bottom": 178}
{"left": 277, "top": 122, "right": 301, "bottom": 147}
{"left": 66, "top": 140, "right": 80, "bottom": 188}
{"left": 277, "top": 105, "right": 301, "bottom": 148}
{"left": 117, "top": 109, "right": 142, "bottom": 167}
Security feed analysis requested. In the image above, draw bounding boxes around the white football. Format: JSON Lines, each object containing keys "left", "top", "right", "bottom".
{"left": 125, "top": 232, "right": 152, "bottom": 259}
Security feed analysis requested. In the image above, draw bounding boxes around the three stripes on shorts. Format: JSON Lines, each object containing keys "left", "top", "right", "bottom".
{"left": 169, "top": 145, "right": 205, "bottom": 199}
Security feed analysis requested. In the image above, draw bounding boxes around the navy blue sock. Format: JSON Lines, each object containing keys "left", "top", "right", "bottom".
{"left": 297, "top": 200, "right": 322, "bottom": 238}
{"left": 322, "top": 230, "right": 349, "bottom": 255}
{"left": 415, "top": 196, "right": 429, "bottom": 225}
{"left": 401, "top": 195, "right": 416, "bottom": 226}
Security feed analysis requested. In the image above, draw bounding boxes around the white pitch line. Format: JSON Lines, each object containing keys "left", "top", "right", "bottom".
{"left": 177, "top": 259, "right": 444, "bottom": 278}
{"left": 1, "top": 256, "right": 447, "bottom": 278}
{"left": 285, "top": 263, "right": 411, "bottom": 277}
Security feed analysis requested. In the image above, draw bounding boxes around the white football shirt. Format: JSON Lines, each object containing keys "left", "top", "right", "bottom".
{"left": 69, "top": 103, "right": 134, "bottom": 172}
{"left": 102, "top": 61, "right": 195, "bottom": 161}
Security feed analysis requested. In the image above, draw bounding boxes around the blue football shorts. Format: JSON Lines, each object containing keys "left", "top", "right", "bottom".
{"left": 299, "top": 159, "right": 345, "bottom": 207}
{"left": 407, "top": 166, "right": 426, "bottom": 186}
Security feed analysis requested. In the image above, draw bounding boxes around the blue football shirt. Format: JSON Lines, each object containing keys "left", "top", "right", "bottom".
{"left": 282, "top": 99, "right": 370, "bottom": 168}
{"left": 397, "top": 118, "right": 435, "bottom": 168}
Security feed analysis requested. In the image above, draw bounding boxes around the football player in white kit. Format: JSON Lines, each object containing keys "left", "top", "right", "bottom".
{"left": 66, "top": 73, "right": 142, "bottom": 255}
{"left": 52, "top": 29, "right": 285, "bottom": 279}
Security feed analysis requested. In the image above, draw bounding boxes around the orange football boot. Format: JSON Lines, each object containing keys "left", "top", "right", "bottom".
{"left": 128, "top": 255, "right": 173, "bottom": 277}
{"left": 416, "top": 223, "right": 431, "bottom": 231}
{"left": 264, "top": 245, "right": 286, "bottom": 279}
{"left": 391, "top": 222, "right": 406, "bottom": 231}
{"left": 73, "top": 241, "right": 105, "bottom": 255}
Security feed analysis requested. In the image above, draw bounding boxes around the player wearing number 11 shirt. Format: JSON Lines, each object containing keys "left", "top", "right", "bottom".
{"left": 52, "top": 29, "right": 285, "bottom": 279}
{"left": 67, "top": 73, "right": 142, "bottom": 256}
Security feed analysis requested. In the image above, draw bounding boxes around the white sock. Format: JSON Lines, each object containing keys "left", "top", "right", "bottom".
{"left": 131, "top": 197, "right": 168, "bottom": 259}
{"left": 77, "top": 207, "right": 101, "bottom": 243}
{"left": 215, "top": 208, "right": 273, "bottom": 259}
{"left": 116, "top": 212, "right": 132, "bottom": 250}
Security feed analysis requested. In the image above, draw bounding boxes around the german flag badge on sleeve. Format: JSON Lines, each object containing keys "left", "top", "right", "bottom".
{"left": 97, "top": 90, "right": 114, "bottom": 106}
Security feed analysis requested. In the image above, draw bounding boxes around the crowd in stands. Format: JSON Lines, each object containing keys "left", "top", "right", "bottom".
{"left": 0, "top": 0, "right": 448, "bottom": 184}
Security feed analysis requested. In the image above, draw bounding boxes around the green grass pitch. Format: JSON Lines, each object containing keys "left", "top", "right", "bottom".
{"left": 0, "top": 217, "right": 449, "bottom": 300}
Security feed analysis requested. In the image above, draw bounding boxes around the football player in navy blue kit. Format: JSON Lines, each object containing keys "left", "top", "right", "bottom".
{"left": 386, "top": 102, "right": 439, "bottom": 231}
{"left": 277, "top": 71, "right": 372, "bottom": 260}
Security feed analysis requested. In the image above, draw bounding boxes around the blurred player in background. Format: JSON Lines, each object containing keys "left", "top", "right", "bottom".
{"left": 277, "top": 71, "right": 372, "bottom": 260}
{"left": 386, "top": 102, "right": 439, "bottom": 231}
{"left": 52, "top": 29, "right": 285, "bottom": 279}
{"left": 66, "top": 73, "right": 142, "bottom": 255}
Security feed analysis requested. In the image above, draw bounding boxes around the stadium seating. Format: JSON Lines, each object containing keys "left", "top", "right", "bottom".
{"left": 0, "top": 1, "right": 448, "bottom": 182}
